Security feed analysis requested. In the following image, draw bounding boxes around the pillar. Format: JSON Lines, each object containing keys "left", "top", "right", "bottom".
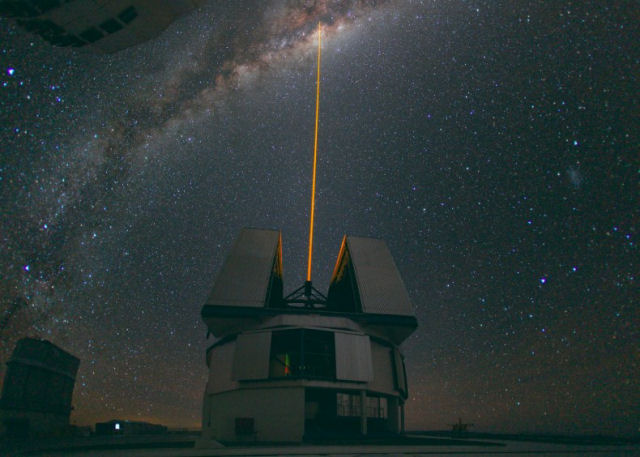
{"left": 360, "top": 390, "right": 367, "bottom": 435}
{"left": 387, "top": 396, "right": 400, "bottom": 433}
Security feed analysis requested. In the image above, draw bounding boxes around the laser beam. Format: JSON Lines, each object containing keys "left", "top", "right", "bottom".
{"left": 306, "top": 22, "right": 322, "bottom": 282}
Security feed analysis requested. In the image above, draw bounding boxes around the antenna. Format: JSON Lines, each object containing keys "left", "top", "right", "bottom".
{"left": 284, "top": 22, "right": 327, "bottom": 307}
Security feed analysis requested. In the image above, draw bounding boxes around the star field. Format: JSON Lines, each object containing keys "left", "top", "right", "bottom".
{"left": 0, "top": 0, "right": 637, "bottom": 436}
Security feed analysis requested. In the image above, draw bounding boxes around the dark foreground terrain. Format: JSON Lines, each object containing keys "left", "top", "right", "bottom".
{"left": 2, "top": 431, "right": 639, "bottom": 456}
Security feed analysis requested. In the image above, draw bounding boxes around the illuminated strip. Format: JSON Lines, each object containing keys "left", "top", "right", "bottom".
{"left": 307, "top": 22, "right": 321, "bottom": 282}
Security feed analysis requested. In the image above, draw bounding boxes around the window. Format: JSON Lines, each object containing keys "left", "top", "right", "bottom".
{"left": 366, "top": 396, "right": 387, "bottom": 418}
{"left": 118, "top": 6, "right": 138, "bottom": 24}
{"left": 99, "top": 18, "right": 123, "bottom": 34}
{"left": 79, "top": 26, "right": 103, "bottom": 43}
{"left": 336, "top": 393, "right": 388, "bottom": 418}
{"left": 16, "top": 18, "right": 85, "bottom": 47}
{"left": 18, "top": 19, "right": 64, "bottom": 39}
{"left": 269, "top": 329, "right": 335, "bottom": 379}
{"left": 336, "top": 392, "right": 361, "bottom": 416}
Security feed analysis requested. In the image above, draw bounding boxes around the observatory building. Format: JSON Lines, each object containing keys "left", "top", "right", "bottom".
{"left": 0, "top": 0, "right": 206, "bottom": 53}
{"left": 0, "top": 338, "right": 79, "bottom": 438}
{"left": 200, "top": 228, "right": 417, "bottom": 443}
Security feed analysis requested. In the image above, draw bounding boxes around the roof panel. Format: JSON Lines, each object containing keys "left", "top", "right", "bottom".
{"left": 205, "top": 228, "right": 282, "bottom": 308}
{"left": 345, "top": 236, "right": 415, "bottom": 316}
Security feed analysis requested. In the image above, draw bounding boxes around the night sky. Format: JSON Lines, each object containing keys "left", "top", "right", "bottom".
{"left": 0, "top": 0, "right": 637, "bottom": 437}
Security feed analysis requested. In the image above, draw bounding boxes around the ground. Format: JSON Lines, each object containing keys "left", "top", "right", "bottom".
{"left": 3, "top": 433, "right": 639, "bottom": 457}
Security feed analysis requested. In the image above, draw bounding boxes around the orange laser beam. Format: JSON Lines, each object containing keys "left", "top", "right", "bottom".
{"left": 307, "top": 22, "right": 321, "bottom": 282}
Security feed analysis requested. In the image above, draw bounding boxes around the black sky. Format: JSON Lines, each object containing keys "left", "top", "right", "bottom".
{"left": 0, "top": 0, "right": 637, "bottom": 436}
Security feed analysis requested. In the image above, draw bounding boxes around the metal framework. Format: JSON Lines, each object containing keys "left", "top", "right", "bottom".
{"left": 284, "top": 280, "right": 327, "bottom": 308}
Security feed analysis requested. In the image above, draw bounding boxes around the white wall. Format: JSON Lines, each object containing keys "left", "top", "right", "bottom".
{"left": 206, "top": 341, "right": 236, "bottom": 394}
{"left": 205, "top": 387, "right": 305, "bottom": 442}
{"left": 369, "top": 341, "right": 396, "bottom": 394}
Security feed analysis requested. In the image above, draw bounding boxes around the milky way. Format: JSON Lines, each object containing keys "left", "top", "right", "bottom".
{"left": 1, "top": 0, "right": 390, "bottom": 338}
{"left": 1, "top": 0, "right": 638, "bottom": 435}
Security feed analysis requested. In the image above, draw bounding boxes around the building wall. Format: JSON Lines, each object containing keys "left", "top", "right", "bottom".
{"left": 1, "top": 362, "right": 75, "bottom": 415}
{"left": 0, "top": 338, "right": 79, "bottom": 439}
{"left": 261, "top": 314, "right": 363, "bottom": 333}
{"left": 205, "top": 334, "right": 393, "bottom": 396}
{"left": 0, "top": 409, "right": 69, "bottom": 438}
{"left": 387, "top": 396, "right": 401, "bottom": 434}
{"left": 202, "top": 315, "right": 408, "bottom": 442}
{"left": 205, "top": 387, "right": 305, "bottom": 442}
{"left": 206, "top": 340, "right": 236, "bottom": 394}
{"left": 369, "top": 340, "right": 397, "bottom": 395}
